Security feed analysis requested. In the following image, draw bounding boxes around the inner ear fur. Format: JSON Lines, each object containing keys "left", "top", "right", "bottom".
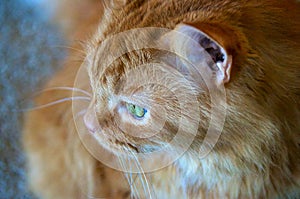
{"left": 182, "top": 22, "right": 248, "bottom": 85}
{"left": 188, "top": 23, "right": 242, "bottom": 58}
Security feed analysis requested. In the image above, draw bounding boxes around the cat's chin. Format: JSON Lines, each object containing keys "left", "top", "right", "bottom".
{"left": 91, "top": 130, "right": 138, "bottom": 154}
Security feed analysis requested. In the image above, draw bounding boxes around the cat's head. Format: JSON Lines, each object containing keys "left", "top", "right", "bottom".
{"left": 80, "top": 0, "right": 298, "bottom": 172}
{"left": 82, "top": 21, "right": 237, "bottom": 157}
{"left": 81, "top": 1, "right": 247, "bottom": 159}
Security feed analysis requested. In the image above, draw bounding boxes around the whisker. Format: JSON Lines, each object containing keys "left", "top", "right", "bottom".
{"left": 126, "top": 148, "right": 153, "bottom": 199}
{"left": 19, "top": 96, "right": 90, "bottom": 112}
{"left": 116, "top": 131, "right": 154, "bottom": 199}
{"left": 35, "top": 86, "right": 92, "bottom": 97}
{"left": 130, "top": 172, "right": 141, "bottom": 199}
{"left": 118, "top": 150, "right": 140, "bottom": 199}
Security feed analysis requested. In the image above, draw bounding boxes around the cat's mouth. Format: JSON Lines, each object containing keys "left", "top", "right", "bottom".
{"left": 101, "top": 136, "right": 142, "bottom": 155}
{"left": 115, "top": 139, "right": 139, "bottom": 153}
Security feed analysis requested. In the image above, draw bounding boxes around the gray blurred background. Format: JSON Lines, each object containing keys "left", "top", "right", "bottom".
{"left": 0, "top": 0, "right": 65, "bottom": 198}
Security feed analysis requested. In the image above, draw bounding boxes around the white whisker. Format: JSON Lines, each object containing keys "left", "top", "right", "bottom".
{"left": 127, "top": 149, "right": 153, "bottom": 199}
{"left": 116, "top": 131, "right": 155, "bottom": 198}
{"left": 36, "top": 86, "right": 92, "bottom": 97}
{"left": 20, "top": 96, "right": 90, "bottom": 112}
{"left": 118, "top": 150, "right": 140, "bottom": 199}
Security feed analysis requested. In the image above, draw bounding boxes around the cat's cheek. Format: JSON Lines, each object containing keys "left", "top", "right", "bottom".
{"left": 115, "top": 106, "right": 143, "bottom": 136}
{"left": 115, "top": 106, "right": 159, "bottom": 139}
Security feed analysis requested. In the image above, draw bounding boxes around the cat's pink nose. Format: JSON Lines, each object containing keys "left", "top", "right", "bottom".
{"left": 83, "top": 111, "right": 99, "bottom": 133}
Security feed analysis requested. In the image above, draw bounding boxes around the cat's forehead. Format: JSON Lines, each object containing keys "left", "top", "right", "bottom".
{"left": 89, "top": 1, "right": 217, "bottom": 45}
{"left": 89, "top": 49, "right": 154, "bottom": 93}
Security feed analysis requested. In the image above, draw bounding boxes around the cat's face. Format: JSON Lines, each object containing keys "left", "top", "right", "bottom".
{"left": 82, "top": 22, "right": 232, "bottom": 158}
{"left": 85, "top": 60, "right": 183, "bottom": 154}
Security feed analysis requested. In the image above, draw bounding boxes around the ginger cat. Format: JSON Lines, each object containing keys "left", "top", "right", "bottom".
{"left": 23, "top": 0, "right": 300, "bottom": 198}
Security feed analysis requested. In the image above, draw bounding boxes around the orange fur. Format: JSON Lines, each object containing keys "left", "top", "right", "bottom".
{"left": 23, "top": 0, "right": 300, "bottom": 198}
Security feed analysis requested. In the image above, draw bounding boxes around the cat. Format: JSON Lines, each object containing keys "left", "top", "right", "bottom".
{"left": 23, "top": 0, "right": 300, "bottom": 198}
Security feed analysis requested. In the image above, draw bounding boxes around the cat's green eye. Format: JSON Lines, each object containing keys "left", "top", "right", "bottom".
{"left": 126, "top": 103, "right": 147, "bottom": 118}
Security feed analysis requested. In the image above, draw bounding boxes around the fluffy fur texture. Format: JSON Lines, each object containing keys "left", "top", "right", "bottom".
{"left": 23, "top": 0, "right": 300, "bottom": 198}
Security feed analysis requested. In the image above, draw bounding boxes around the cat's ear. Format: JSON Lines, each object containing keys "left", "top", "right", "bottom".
{"left": 168, "top": 23, "right": 236, "bottom": 86}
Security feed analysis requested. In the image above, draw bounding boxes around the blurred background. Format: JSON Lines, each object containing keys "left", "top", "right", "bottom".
{"left": 0, "top": 0, "right": 65, "bottom": 198}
